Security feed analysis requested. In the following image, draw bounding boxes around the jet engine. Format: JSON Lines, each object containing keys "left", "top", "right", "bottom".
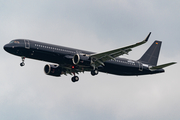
{"left": 44, "top": 64, "right": 62, "bottom": 77}
{"left": 72, "top": 54, "right": 90, "bottom": 65}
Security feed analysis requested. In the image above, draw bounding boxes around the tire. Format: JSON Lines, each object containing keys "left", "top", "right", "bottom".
{"left": 20, "top": 62, "right": 25, "bottom": 66}
{"left": 91, "top": 70, "right": 98, "bottom": 76}
{"left": 71, "top": 76, "right": 79, "bottom": 82}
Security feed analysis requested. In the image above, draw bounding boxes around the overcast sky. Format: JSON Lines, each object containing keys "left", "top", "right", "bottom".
{"left": 1, "top": 0, "right": 180, "bottom": 120}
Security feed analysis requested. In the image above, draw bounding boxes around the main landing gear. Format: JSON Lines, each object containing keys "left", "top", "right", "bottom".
{"left": 71, "top": 69, "right": 98, "bottom": 82}
{"left": 20, "top": 57, "right": 25, "bottom": 67}
{"left": 71, "top": 72, "right": 79, "bottom": 82}
{"left": 71, "top": 76, "right": 79, "bottom": 82}
{"left": 91, "top": 69, "right": 98, "bottom": 76}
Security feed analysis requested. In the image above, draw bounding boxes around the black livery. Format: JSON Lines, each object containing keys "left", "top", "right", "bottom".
{"left": 4, "top": 32, "right": 176, "bottom": 82}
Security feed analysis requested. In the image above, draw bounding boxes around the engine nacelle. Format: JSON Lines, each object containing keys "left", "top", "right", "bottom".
{"left": 44, "top": 64, "right": 62, "bottom": 77}
{"left": 72, "top": 54, "right": 90, "bottom": 65}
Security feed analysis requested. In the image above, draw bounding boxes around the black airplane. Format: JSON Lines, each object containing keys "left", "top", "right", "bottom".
{"left": 4, "top": 32, "right": 176, "bottom": 82}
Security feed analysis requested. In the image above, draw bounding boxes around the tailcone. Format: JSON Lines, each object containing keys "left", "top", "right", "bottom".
{"left": 155, "top": 69, "right": 165, "bottom": 74}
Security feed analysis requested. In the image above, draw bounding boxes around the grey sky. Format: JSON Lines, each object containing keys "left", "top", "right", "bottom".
{"left": 1, "top": 0, "right": 180, "bottom": 120}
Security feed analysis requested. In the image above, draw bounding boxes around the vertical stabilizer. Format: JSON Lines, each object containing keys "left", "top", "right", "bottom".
{"left": 138, "top": 41, "right": 162, "bottom": 66}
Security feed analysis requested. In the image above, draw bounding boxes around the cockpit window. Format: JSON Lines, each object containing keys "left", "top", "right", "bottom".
{"left": 9, "top": 40, "right": 20, "bottom": 44}
{"left": 9, "top": 41, "right": 14, "bottom": 43}
{"left": 14, "top": 41, "right": 20, "bottom": 44}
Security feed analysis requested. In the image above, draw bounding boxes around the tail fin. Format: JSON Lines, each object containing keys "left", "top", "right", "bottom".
{"left": 138, "top": 40, "right": 162, "bottom": 66}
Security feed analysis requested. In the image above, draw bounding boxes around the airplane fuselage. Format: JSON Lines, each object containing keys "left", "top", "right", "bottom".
{"left": 4, "top": 39, "right": 164, "bottom": 77}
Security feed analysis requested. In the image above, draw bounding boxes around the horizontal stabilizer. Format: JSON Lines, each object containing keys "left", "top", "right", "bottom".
{"left": 149, "top": 62, "right": 177, "bottom": 71}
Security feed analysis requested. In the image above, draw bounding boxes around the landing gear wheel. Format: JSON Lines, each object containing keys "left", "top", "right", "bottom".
{"left": 91, "top": 69, "right": 98, "bottom": 76}
{"left": 71, "top": 76, "right": 79, "bottom": 82}
{"left": 20, "top": 62, "right": 25, "bottom": 66}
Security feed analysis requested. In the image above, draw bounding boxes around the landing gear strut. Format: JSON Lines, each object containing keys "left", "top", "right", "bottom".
{"left": 91, "top": 69, "right": 98, "bottom": 76}
{"left": 20, "top": 57, "right": 25, "bottom": 67}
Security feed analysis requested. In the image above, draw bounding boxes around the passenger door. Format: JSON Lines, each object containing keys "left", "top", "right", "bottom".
{"left": 138, "top": 62, "right": 143, "bottom": 71}
{"left": 24, "top": 40, "right": 30, "bottom": 49}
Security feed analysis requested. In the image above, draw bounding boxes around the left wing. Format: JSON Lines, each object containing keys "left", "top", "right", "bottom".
{"left": 89, "top": 32, "right": 151, "bottom": 67}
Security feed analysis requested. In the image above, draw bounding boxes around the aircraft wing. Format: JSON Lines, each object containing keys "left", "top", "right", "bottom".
{"left": 90, "top": 32, "right": 151, "bottom": 67}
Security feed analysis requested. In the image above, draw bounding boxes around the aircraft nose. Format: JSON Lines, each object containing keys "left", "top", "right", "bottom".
{"left": 3, "top": 44, "right": 12, "bottom": 52}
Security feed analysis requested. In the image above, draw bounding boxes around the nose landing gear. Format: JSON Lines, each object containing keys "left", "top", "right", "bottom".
{"left": 20, "top": 57, "right": 25, "bottom": 67}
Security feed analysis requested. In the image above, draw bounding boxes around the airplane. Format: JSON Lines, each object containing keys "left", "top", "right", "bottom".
{"left": 3, "top": 32, "right": 176, "bottom": 82}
